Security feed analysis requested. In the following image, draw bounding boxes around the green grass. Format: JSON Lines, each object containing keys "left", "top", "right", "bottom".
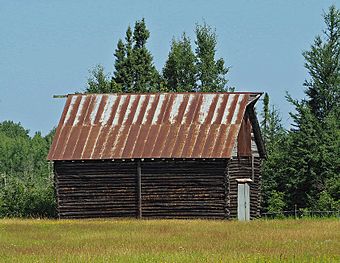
{"left": 0, "top": 218, "right": 339, "bottom": 262}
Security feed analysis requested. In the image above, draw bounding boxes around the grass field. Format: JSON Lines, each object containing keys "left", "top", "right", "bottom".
{"left": 0, "top": 218, "right": 339, "bottom": 262}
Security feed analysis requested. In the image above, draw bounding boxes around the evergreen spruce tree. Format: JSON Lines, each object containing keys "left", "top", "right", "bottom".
{"left": 112, "top": 19, "right": 160, "bottom": 92}
{"left": 282, "top": 6, "right": 340, "bottom": 210}
{"left": 195, "top": 22, "right": 230, "bottom": 92}
{"left": 124, "top": 26, "right": 134, "bottom": 90}
{"left": 131, "top": 18, "right": 160, "bottom": 92}
{"left": 303, "top": 5, "right": 340, "bottom": 121}
{"left": 112, "top": 28, "right": 134, "bottom": 92}
{"left": 163, "top": 33, "right": 197, "bottom": 92}
{"left": 112, "top": 39, "right": 127, "bottom": 91}
{"left": 260, "top": 94, "right": 288, "bottom": 212}
{"left": 285, "top": 94, "right": 339, "bottom": 210}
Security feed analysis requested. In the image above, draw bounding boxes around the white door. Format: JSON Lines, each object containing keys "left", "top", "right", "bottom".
{"left": 237, "top": 183, "right": 250, "bottom": 221}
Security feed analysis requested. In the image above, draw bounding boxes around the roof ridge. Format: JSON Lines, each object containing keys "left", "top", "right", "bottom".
{"left": 63, "top": 91, "right": 263, "bottom": 96}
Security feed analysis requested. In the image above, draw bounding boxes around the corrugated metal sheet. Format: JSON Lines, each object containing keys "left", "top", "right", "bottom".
{"left": 48, "top": 92, "right": 261, "bottom": 160}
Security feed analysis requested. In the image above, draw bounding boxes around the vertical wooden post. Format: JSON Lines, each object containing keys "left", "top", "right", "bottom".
{"left": 137, "top": 160, "right": 142, "bottom": 219}
{"left": 251, "top": 155, "right": 254, "bottom": 181}
{"left": 224, "top": 159, "right": 230, "bottom": 220}
{"left": 53, "top": 164, "right": 61, "bottom": 219}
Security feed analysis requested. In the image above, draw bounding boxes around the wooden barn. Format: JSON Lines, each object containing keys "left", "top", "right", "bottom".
{"left": 48, "top": 92, "right": 266, "bottom": 220}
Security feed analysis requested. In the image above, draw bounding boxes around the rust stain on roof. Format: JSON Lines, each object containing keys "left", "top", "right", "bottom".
{"left": 48, "top": 92, "right": 261, "bottom": 160}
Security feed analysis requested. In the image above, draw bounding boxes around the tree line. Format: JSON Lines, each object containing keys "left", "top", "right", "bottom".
{"left": 0, "top": 6, "right": 338, "bottom": 217}
{"left": 86, "top": 19, "right": 231, "bottom": 94}
{"left": 261, "top": 6, "right": 339, "bottom": 213}
{"left": 0, "top": 123, "right": 55, "bottom": 217}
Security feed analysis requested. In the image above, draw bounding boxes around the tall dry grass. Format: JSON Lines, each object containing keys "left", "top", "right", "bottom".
{"left": 0, "top": 218, "right": 339, "bottom": 262}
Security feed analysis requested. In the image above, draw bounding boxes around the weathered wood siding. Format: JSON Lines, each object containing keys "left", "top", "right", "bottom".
{"left": 54, "top": 159, "right": 229, "bottom": 219}
{"left": 141, "top": 159, "right": 228, "bottom": 219}
{"left": 228, "top": 157, "right": 261, "bottom": 219}
{"left": 54, "top": 160, "right": 137, "bottom": 218}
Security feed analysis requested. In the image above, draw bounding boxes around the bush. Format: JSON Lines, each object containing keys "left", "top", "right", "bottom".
{"left": 0, "top": 175, "right": 56, "bottom": 218}
{"left": 315, "top": 191, "right": 340, "bottom": 211}
{"left": 267, "top": 191, "right": 285, "bottom": 217}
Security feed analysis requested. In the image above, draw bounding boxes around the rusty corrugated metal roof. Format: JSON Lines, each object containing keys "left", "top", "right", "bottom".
{"left": 48, "top": 92, "right": 261, "bottom": 160}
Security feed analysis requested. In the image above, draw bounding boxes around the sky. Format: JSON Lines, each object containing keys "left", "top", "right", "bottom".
{"left": 0, "top": 0, "right": 337, "bottom": 135}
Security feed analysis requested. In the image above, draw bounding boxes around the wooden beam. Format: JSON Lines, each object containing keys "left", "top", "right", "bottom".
{"left": 247, "top": 107, "right": 267, "bottom": 159}
{"left": 224, "top": 159, "right": 230, "bottom": 220}
{"left": 137, "top": 160, "right": 142, "bottom": 218}
{"left": 251, "top": 155, "right": 255, "bottom": 181}
{"left": 53, "top": 95, "right": 68, "bottom": 98}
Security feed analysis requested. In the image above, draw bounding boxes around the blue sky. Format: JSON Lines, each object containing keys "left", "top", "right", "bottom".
{"left": 0, "top": 0, "right": 337, "bottom": 135}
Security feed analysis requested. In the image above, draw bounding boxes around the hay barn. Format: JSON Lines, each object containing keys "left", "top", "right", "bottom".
{"left": 48, "top": 92, "right": 265, "bottom": 220}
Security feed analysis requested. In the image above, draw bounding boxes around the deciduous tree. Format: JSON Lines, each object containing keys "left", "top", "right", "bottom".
{"left": 163, "top": 33, "right": 197, "bottom": 92}
{"left": 86, "top": 65, "right": 121, "bottom": 93}
{"left": 195, "top": 22, "right": 230, "bottom": 92}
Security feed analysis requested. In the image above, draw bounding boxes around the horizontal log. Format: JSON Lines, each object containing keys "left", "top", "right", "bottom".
{"left": 54, "top": 159, "right": 233, "bottom": 219}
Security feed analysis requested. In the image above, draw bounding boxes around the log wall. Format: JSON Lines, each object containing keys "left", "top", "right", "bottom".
{"left": 141, "top": 159, "right": 228, "bottom": 219}
{"left": 228, "top": 157, "right": 262, "bottom": 219}
{"left": 54, "top": 159, "right": 229, "bottom": 219}
{"left": 54, "top": 160, "right": 137, "bottom": 219}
